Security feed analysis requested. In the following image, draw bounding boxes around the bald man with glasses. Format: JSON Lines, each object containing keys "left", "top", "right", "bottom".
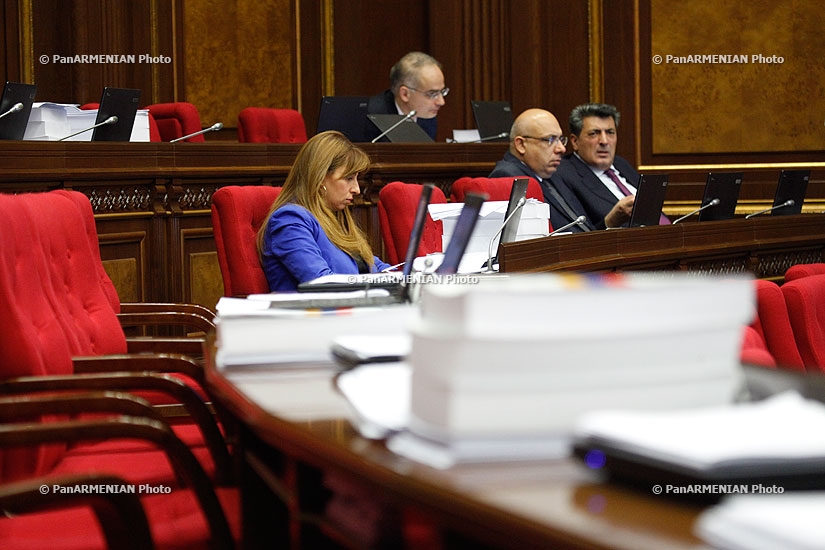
{"left": 367, "top": 51, "right": 448, "bottom": 141}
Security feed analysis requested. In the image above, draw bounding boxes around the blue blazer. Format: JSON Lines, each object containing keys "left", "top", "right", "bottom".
{"left": 366, "top": 89, "right": 438, "bottom": 141}
{"left": 489, "top": 151, "right": 595, "bottom": 232}
{"left": 261, "top": 204, "right": 390, "bottom": 292}
{"left": 552, "top": 154, "right": 640, "bottom": 229}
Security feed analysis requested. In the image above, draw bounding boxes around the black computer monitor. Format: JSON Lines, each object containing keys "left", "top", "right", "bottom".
{"left": 0, "top": 82, "right": 37, "bottom": 140}
{"left": 91, "top": 87, "right": 141, "bottom": 142}
{"left": 471, "top": 100, "right": 513, "bottom": 142}
{"left": 771, "top": 169, "right": 809, "bottom": 216}
{"left": 628, "top": 174, "right": 669, "bottom": 227}
{"left": 698, "top": 172, "right": 744, "bottom": 222}
{"left": 316, "top": 96, "right": 370, "bottom": 142}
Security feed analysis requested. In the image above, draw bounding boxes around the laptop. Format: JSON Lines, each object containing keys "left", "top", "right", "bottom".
{"left": 367, "top": 114, "right": 434, "bottom": 143}
{"left": 0, "top": 82, "right": 37, "bottom": 140}
{"left": 698, "top": 172, "right": 744, "bottom": 222}
{"left": 771, "top": 169, "right": 809, "bottom": 216}
{"left": 91, "top": 87, "right": 141, "bottom": 141}
{"left": 471, "top": 100, "right": 513, "bottom": 142}
{"left": 628, "top": 174, "right": 669, "bottom": 227}
{"left": 484, "top": 177, "right": 529, "bottom": 268}
{"left": 435, "top": 192, "right": 487, "bottom": 275}
{"left": 316, "top": 96, "right": 370, "bottom": 142}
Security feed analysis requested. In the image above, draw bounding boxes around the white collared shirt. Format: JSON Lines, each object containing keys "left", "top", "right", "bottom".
{"left": 575, "top": 153, "right": 637, "bottom": 199}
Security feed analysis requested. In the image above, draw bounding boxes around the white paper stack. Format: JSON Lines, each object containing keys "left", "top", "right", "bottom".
{"left": 24, "top": 102, "right": 150, "bottom": 141}
{"left": 428, "top": 200, "right": 550, "bottom": 254}
{"left": 406, "top": 273, "right": 755, "bottom": 446}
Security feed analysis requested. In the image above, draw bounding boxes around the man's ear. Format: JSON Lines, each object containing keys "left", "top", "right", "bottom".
{"left": 397, "top": 86, "right": 411, "bottom": 103}
{"left": 513, "top": 136, "right": 527, "bottom": 155}
{"left": 568, "top": 133, "right": 579, "bottom": 152}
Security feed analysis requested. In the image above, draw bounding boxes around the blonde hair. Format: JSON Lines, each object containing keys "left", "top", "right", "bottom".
{"left": 257, "top": 131, "right": 375, "bottom": 266}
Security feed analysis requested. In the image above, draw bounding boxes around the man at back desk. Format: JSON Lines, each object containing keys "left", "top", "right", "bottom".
{"left": 367, "top": 51, "right": 448, "bottom": 142}
{"left": 489, "top": 108, "right": 604, "bottom": 232}
{"left": 553, "top": 103, "right": 670, "bottom": 228}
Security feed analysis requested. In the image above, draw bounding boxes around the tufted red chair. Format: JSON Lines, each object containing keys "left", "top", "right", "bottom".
{"left": 784, "top": 263, "right": 825, "bottom": 283}
{"left": 750, "top": 279, "right": 805, "bottom": 371}
{"left": 211, "top": 185, "right": 282, "bottom": 296}
{"left": 80, "top": 102, "right": 161, "bottom": 142}
{"left": 147, "top": 102, "right": 205, "bottom": 142}
{"left": 781, "top": 274, "right": 825, "bottom": 373}
{"left": 237, "top": 107, "right": 307, "bottom": 143}
{"left": 378, "top": 181, "right": 447, "bottom": 266}
{"left": 0, "top": 191, "right": 240, "bottom": 548}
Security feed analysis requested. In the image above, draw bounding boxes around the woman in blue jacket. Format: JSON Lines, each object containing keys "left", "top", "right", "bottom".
{"left": 257, "top": 131, "right": 390, "bottom": 291}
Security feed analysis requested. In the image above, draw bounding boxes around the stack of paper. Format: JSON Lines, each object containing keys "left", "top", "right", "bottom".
{"left": 404, "top": 273, "right": 754, "bottom": 454}
{"left": 23, "top": 102, "right": 149, "bottom": 141}
{"left": 428, "top": 200, "right": 550, "bottom": 254}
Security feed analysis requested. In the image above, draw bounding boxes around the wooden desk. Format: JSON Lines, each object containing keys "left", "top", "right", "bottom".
{"left": 499, "top": 214, "right": 825, "bottom": 279}
{"left": 205, "top": 343, "right": 709, "bottom": 549}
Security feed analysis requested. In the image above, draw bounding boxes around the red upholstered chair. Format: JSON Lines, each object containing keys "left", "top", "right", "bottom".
{"left": 751, "top": 279, "right": 805, "bottom": 372}
{"left": 211, "top": 185, "right": 282, "bottom": 296}
{"left": 739, "top": 325, "right": 776, "bottom": 368}
{"left": 147, "top": 102, "right": 206, "bottom": 142}
{"left": 0, "top": 192, "right": 240, "bottom": 547}
{"left": 784, "top": 263, "right": 825, "bottom": 283}
{"left": 781, "top": 274, "right": 825, "bottom": 373}
{"left": 238, "top": 107, "right": 308, "bottom": 143}
{"left": 450, "top": 176, "right": 544, "bottom": 203}
{"left": 378, "top": 181, "right": 447, "bottom": 266}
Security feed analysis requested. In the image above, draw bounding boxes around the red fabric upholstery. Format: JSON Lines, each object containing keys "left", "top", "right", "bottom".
{"left": 147, "top": 102, "right": 205, "bottom": 142}
{"left": 450, "top": 176, "right": 544, "bottom": 203}
{"left": 751, "top": 279, "right": 805, "bottom": 371}
{"left": 238, "top": 107, "right": 308, "bottom": 143}
{"left": 378, "top": 182, "right": 447, "bottom": 266}
{"left": 211, "top": 185, "right": 282, "bottom": 296}
{"left": 784, "top": 263, "right": 825, "bottom": 283}
{"left": 739, "top": 325, "right": 776, "bottom": 368}
{"left": 781, "top": 274, "right": 825, "bottom": 372}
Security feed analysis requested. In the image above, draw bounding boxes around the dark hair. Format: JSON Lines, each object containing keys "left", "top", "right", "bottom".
{"left": 569, "top": 103, "right": 620, "bottom": 136}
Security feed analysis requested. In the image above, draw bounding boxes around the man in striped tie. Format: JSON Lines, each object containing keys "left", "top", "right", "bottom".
{"left": 553, "top": 103, "right": 670, "bottom": 229}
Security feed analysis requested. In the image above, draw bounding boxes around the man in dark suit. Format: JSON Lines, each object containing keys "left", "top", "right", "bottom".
{"left": 489, "top": 108, "right": 596, "bottom": 232}
{"left": 367, "top": 51, "right": 447, "bottom": 141}
{"left": 553, "top": 103, "right": 669, "bottom": 228}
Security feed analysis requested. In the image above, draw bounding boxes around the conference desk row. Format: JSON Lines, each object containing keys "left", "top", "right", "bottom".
{"left": 0, "top": 140, "right": 823, "bottom": 309}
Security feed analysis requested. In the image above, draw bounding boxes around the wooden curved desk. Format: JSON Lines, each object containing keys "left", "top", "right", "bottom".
{"left": 204, "top": 337, "right": 710, "bottom": 549}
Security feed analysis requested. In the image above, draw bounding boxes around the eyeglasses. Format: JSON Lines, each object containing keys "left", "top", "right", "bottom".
{"left": 405, "top": 86, "right": 450, "bottom": 100}
{"left": 520, "top": 135, "right": 568, "bottom": 147}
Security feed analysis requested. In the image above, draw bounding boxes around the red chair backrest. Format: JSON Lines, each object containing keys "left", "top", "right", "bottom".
{"left": 237, "top": 107, "right": 307, "bottom": 143}
{"left": 378, "top": 182, "right": 447, "bottom": 266}
{"left": 739, "top": 325, "right": 777, "bottom": 368}
{"left": 751, "top": 279, "right": 805, "bottom": 371}
{"left": 0, "top": 191, "right": 128, "bottom": 480}
{"left": 450, "top": 176, "right": 544, "bottom": 203}
{"left": 211, "top": 186, "right": 282, "bottom": 296}
{"left": 147, "top": 102, "right": 205, "bottom": 142}
{"left": 784, "top": 263, "right": 825, "bottom": 283}
{"left": 781, "top": 274, "right": 825, "bottom": 372}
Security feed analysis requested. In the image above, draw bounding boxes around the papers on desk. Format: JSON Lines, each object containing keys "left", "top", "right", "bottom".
{"left": 696, "top": 492, "right": 825, "bottom": 550}
{"left": 24, "top": 102, "right": 150, "bottom": 141}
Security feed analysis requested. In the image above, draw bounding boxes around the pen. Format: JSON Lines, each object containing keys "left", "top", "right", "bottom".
{"left": 381, "top": 262, "right": 405, "bottom": 272}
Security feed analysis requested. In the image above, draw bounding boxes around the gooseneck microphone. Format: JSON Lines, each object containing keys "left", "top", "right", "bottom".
{"left": 672, "top": 198, "right": 721, "bottom": 224}
{"left": 744, "top": 199, "right": 795, "bottom": 219}
{"left": 170, "top": 122, "right": 224, "bottom": 143}
{"left": 0, "top": 102, "right": 24, "bottom": 120}
{"left": 549, "top": 215, "right": 588, "bottom": 236}
{"left": 58, "top": 115, "right": 119, "bottom": 141}
{"left": 371, "top": 110, "right": 417, "bottom": 143}
{"left": 474, "top": 132, "right": 509, "bottom": 143}
{"left": 484, "top": 197, "right": 527, "bottom": 272}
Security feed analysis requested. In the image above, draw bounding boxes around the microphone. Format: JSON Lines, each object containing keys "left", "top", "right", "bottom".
{"left": 484, "top": 197, "right": 527, "bottom": 272}
{"left": 672, "top": 198, "right": 721, "bottom": 224}
{"left": 549, "top": 215, "right": 588, "bottom": 236}
{"left": 473, "top": 132, "right": 509, "bottom": 143}
{"left": 0, "top": 102, "right": 24, "bottom": 120}
{"left": 170, "top": 122, "right": 223, "bottom": 143}
{"left": 58, "top": 115, "right": 118, "bottom": 141}
{"left": 744, "top": 199, "right": 795, "bottom": 219}
{"left": 371, "top": 110, "right": 416, "bottom": 143}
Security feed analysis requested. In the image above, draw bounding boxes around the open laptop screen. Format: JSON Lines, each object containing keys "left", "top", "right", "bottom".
{"left": 471, "top": 100, "right": 513, "bottom": 142}
{"left": 92, "top": 87, "right": 141, "bottom": 141}
{"left": 316, "top": 96, "right": 370, "bottom": 143}
{"left": 499, "top": 178, "right": 530, "bottom": 244}
{"left": 628, "top": 174, "right": 669, "bottom": 227}
{"left": 698, "top": 172, "right": 744, "bottom": 222}
{"left": 436, "top": 192, "right": 487, "bottom": 275}
{"left": 0, "top": 82, "right": 37, "bottom": 140}
{"left": 367, "top": 114, "right": 433, "bottom": 143}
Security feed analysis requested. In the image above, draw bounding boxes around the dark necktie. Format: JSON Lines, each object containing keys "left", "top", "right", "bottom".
{"left": 545, "top": 182, "right": 590, "bottom": 232}
{"left": 606, "top": 168, "right": 670, "bottom": 225}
